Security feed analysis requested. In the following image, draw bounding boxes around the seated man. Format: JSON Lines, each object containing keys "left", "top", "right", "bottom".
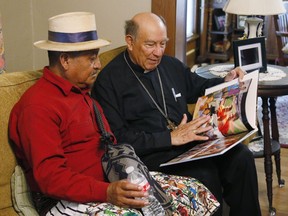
{"left": 9, "top": 12, "right": 147, "bottom": 216}
{"left": 92, "top": 12, "right": 261, "bottom": 216}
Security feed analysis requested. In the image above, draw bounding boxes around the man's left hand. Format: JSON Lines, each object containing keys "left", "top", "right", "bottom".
{"left": 224, "top": 67, "right": 246, "bottom": 82}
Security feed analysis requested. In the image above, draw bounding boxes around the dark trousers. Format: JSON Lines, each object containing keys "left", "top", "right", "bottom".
{"left": 156, "top": 144, "right": 261, "bottom": 216}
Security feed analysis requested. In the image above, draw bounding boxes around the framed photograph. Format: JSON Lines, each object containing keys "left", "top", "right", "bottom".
{"left": 213, "top": 9, "right": 226, "bottom": 31}
{"left": 214, "top": 14, "right": 226, "bottom": 31}
{"left": 233, "top": 37, "right": 267, "bottom": 73}
{"left": 237, "top": 15, "right": 247, "bottom": 30}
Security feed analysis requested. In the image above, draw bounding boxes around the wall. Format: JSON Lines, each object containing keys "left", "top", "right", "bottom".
{"left": 0, "top": 0, "right": 151, "bottom": 72}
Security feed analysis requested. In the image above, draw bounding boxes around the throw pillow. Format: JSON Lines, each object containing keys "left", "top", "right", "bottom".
{"left": 11, "top": 165, "right": 39, "bottom": 216}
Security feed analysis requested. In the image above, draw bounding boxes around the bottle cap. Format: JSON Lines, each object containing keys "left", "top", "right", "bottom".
{"left": 125, "top": 166, "right": 134, "bottom": 174}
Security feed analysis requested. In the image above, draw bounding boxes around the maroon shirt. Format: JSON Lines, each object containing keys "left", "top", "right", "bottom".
{"left": 9, "top": 67, "right": 115, "bottom": 203}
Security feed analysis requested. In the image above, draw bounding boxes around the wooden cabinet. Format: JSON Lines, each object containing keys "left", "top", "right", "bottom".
{"left": 199, "top": 0, "right": 234, "bottom": 63}
{"left": 207, "top": 0, "right": 234, "bottom": 63}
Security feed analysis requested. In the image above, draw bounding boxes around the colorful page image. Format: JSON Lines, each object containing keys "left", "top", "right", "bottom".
{"left": 193, "top": 79, "right": 252, "bottom": 138}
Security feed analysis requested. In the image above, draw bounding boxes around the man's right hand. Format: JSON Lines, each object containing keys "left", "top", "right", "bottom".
{"left": 171, "top": 114, "right": 212, "bottom": 146}
{"left": 106, "top": 180, "right": 148, "bottom": 208}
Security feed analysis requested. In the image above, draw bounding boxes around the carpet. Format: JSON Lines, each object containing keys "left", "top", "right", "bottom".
{"left": 248, "top": 95, "right": 288, "bottom": 152}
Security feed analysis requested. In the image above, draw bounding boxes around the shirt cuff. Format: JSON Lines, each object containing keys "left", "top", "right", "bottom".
{"left": 93, "top": 181, "right": 110, "bottom": 202}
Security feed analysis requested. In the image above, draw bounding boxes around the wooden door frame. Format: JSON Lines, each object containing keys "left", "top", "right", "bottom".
{"left": 152, "top": 0, "right": 187, "bottom": 63}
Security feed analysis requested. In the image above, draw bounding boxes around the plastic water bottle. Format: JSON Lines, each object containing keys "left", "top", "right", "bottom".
{"left": 126, "top": 166, "right": 165, "bottom": 216}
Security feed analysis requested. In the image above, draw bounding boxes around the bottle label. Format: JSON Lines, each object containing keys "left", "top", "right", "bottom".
{"left": 139, "top": 180, "right": 151, "bottom": 192}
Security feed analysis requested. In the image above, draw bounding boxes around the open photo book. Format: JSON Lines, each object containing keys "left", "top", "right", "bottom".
{"left": 160, "top": 70, "right": 259, "bottom": 167}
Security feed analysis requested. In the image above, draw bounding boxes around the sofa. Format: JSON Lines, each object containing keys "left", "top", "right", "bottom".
{"left": 0, "top": 70, "right": 43, "bottom": 215}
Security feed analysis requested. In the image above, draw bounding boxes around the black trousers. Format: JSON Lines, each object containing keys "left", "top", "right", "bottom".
{"left": 151, "top": 144, "right": 261, "bottom": 216}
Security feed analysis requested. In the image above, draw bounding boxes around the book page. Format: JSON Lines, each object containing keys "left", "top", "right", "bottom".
{"left": 204, "top": 70, "right": 258, "bottom": 130}
{"left": 160, "top": 130, "right": 257, "bottom": 166}
{"left": 160, "top": 70, "right": 259, "bottom": 167}
{"left": 193, "top": 71, "right": 257, "bottom": 138}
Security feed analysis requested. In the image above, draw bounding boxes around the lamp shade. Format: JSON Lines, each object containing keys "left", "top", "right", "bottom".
{"left": 223, "top": 0, "right": 285, "bottom": 15}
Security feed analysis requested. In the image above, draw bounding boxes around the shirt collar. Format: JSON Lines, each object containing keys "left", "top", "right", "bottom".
{"left": 124, "top": 50, "right": 146, "bottom": 73}
{"left": 43, "top": 67, "right": 90, "bottom": 96}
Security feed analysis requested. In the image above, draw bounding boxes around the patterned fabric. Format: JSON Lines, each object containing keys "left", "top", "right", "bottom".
{"left": 151, "top": 172, "right": 220, "bottom": 216}
{"left": 47, "top": 201, "right": 142, "bottom": 216}
{"left": 101, "top": 143, "right": 172, "bottom": 213}
{"left": 46, "top": 172, "right": 219, "bottom": 216}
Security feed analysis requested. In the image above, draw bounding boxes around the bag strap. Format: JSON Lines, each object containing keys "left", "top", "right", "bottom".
{"left": 91, "top": 96, "right": 114, "bottom": 147}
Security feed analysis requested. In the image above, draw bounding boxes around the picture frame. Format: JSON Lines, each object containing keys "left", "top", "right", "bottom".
{"left": 237, "top": 15, "right": 247, "bottom": 30}
{"left": 233, "top": 37, "right": 267, "bottom": 73}
{"left": 214, "top": 14, "right": 226, "bottom": 31}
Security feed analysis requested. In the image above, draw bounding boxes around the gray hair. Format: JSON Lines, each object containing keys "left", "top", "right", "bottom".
{"left": 124, "top": 19, "right": 138, "bottom": 39}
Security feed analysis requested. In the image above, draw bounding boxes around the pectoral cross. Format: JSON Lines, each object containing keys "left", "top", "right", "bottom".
{"left": 167, "top": 119, "right": 177, "bottom": 131}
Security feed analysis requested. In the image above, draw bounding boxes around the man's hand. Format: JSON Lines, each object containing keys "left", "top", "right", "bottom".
{"left": 224, "top": 67, "right": 246, "bottom": 82}
{"left": 171, "top": 114, "right": 212, "bottom": 146}
{"left": 106, "top": 180, "right": 148, "bottom": 208}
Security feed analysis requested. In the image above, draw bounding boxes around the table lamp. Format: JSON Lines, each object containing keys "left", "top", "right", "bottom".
{"left": 223, "top": 0, "right": 285, "bottom": 38}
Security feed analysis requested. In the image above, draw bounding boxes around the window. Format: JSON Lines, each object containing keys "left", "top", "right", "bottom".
{"left": 186, "top": 0, "right": 196, "bottom": 38}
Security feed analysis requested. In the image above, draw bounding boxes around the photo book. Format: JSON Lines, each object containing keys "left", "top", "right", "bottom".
{"left": 160, "top": 70, "right": 259, "bottom": 167}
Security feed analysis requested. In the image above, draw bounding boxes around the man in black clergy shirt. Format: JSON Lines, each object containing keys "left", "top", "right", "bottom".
{"left": 92, "top": 12, "right": 261, "bottom": 216}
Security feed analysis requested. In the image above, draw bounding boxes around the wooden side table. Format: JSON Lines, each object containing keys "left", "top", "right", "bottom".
{"left": 196, "top": 64, "right": 287, "bottom": 215}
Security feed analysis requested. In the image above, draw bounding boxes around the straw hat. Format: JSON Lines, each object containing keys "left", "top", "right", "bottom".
{"left": 34, "top": 12, "right": 110, "bottom": 51}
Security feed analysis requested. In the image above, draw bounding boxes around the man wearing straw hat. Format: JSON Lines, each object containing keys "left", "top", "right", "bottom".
{"left": 9, "top": 12, "right": 147, "bottom": 216}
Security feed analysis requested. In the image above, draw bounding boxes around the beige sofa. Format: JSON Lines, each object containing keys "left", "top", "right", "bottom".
{"left": 0, "top": 70, "right": 43, "bottom": 215}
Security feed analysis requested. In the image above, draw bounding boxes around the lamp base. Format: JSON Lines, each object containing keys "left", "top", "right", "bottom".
{"left": 245, "top": 17, "right": 264, "bottom": 38}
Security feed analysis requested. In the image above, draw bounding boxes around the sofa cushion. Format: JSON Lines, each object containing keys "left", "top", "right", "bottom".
{"left": 11, "top": 165, "right": 39, "bottom": 216}
{"left": 0, "top": 70, "right": 42, "bottom": 214}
